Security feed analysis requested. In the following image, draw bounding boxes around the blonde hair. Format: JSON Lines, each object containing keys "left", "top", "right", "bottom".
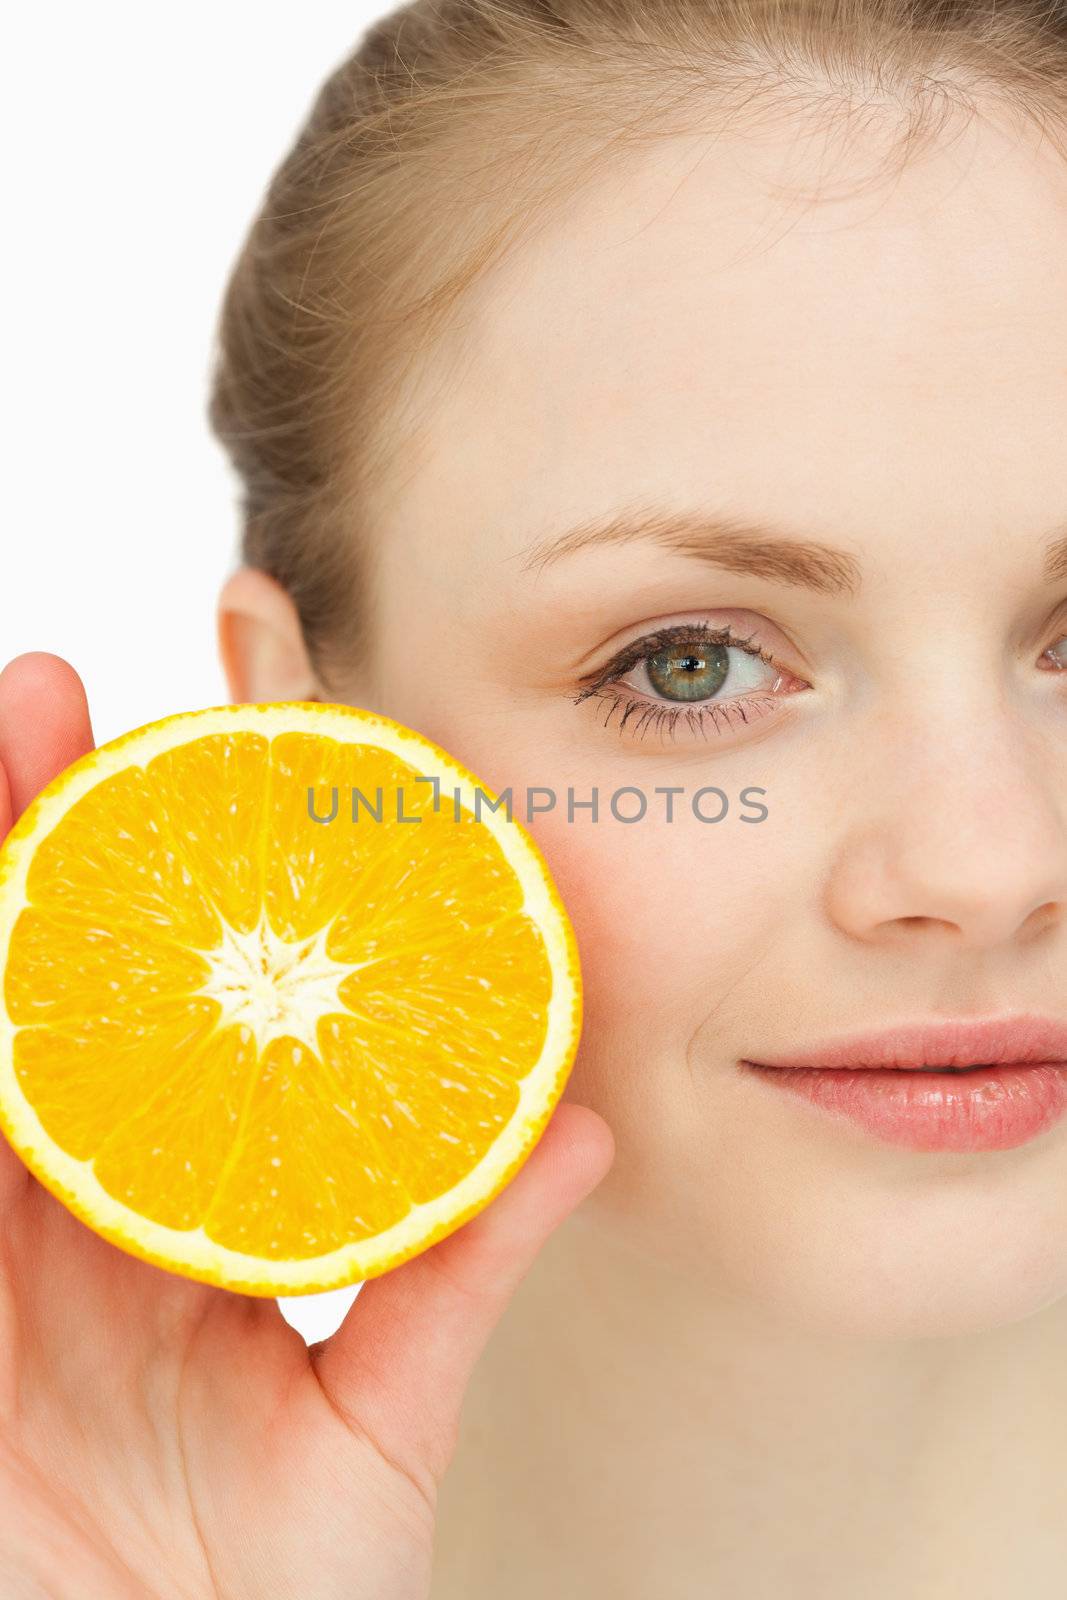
{"left": 206, "top": 0, "right": 1067, "bottom": 697}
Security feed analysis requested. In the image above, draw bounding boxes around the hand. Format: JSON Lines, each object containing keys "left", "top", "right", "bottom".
{"left": 0, "top": 652, "right": 615, "bottom": 1600}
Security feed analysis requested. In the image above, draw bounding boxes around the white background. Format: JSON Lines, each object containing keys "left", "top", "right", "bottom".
{"left": 3, "top": 6, "right": 396, "bottom": 1342}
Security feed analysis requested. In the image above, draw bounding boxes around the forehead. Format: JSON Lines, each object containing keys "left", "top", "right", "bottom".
{"left": 375, "top": 105, "right": 1067, "bottom": 598}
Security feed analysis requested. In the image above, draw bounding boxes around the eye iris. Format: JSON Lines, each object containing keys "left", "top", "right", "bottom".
{"left": 646, "top": 643, "right": 730, "bottom": 702}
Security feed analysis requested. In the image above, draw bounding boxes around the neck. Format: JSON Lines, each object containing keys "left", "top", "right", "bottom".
{"left": 433, "top": 1202, "right": 1067, "bottom": 1598}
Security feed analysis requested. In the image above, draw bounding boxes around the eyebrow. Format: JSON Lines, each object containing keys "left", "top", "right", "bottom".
{"left": 517, "top": 507, "right": 1067, "bottom": 595}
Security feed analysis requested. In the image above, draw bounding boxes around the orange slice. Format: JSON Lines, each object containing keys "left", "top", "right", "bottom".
{"left": 0, "top": 703, "right": 582, "bottom": 1295}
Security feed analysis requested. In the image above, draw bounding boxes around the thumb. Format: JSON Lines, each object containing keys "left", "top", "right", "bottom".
{"left": 309, "top": 1100, "right": 614, "bottom": 1488}
{"left": 0, "top": 753, "right": 22, "bottom": 1204}
{"left": 0, "top": 752, "right": 10, "bottom": 846}
{"left": 0, "top": 652, "right": 95, "bottom": 820}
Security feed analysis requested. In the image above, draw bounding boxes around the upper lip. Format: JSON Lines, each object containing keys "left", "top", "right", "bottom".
{"left": 742, "top": 1014, "right": 1067, "bottom": 1071}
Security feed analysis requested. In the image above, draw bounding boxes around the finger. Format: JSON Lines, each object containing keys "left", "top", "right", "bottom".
{"left": 0, "top": 652, "right": 95, "bottom": 821}
{"left": 0, "top": 756, "right": 10, "bottom": 849}
{"left": 0, "top": 654, "right": 94, "bottom": 1199}
{"left": 310, "top": 1100, "right": 615, "bottom": 1491}
{"left": 0, "top": 753, "right": 18, "bottom": 1195}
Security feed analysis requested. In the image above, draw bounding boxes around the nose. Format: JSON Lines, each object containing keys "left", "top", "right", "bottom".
{"left": 822, "top": 710, "right": 1067, "bottom": 952}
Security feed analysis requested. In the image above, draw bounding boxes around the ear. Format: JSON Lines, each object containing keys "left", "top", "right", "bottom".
{"left": 216, "top": 566, "right": 323, "bottom": 705}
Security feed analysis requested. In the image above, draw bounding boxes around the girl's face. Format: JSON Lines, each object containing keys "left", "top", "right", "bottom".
{"left": 280, "top": 104, "right": 1067, "bottom": 1338}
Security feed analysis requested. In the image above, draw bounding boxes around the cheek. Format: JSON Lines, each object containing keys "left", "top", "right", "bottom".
{"left": 528, "top": 809, "right": 782, "bottom": 1106}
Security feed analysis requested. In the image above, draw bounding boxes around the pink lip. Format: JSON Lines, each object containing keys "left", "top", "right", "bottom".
{"left": 742, "top": 1014, "right": 1067, "bottom": 1071}
{"left": 739, "top": 1015, "right": 1067, "bottom": 1152}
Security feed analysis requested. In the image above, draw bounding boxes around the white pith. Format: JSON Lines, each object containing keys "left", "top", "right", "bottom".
{"left": 197, "top": 911, "right": 366, "bottom": 1053}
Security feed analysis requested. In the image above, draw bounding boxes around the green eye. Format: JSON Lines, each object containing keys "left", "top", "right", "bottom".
{"left": 645, "top": 643, "right": 730, "bottom": 702}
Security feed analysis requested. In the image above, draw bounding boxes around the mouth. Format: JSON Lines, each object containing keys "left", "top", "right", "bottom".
{"left": 740, "top": 1014, "right": 1067, "bottom": 1073}
{"left": 757, "top": 1062, "right": 1041, "bottom": 1075}
{"left": 819, "top": 1062, "right": 1000, "bottom": 1074}
{"left": 736, "top": 1016, "right": 1067, "bottom": 1152}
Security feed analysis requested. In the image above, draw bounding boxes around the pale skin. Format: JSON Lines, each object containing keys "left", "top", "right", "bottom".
{"left": 4, "top": 85, "right": 1067, "bottom": 1597}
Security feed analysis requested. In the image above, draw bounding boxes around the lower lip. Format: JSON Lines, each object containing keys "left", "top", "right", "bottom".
{"left": 739, "top": 1060, "right": 1067, "bottom": 1151}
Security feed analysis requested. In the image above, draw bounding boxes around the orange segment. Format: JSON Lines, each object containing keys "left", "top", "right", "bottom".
{"left": 6, "top": 906, "right": 213, "bottom": 1026}
{"left": 326, "top": 801, "right": 526, "bottom": 965}
{"left": 0, "top": 702, "right": 582, "bottom": 1295}
{"left": 143, "top": 731, "right": 271, "bottom": 936}
{"left": 264, "top": 733, "right": 438, "bottom": 943}
{"left": 91, "top": 1020, "right": 258, "bottom": 1229}
{"left": 12, "top": 997, "right": 221, "bottom": 1160}
{"left": 25, "top": 763, "right": 222, "bottom": 947}
{"left": 199, "top": 1034, "right": 413, "bottom": 1258}
{"left": 337, "top": 913, "right": 552, "bottom": 1080}
{"left": 319, "top": 1015, "right": 522, "bottom": 1207}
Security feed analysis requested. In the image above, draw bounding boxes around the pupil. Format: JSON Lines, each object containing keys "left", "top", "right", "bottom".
{"left": 646, "top": 643, "right": 729, "bottom": 702}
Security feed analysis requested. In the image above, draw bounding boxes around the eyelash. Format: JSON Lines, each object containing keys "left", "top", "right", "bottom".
{"left": 571, "top": 621, "right": 1067, "bottom": 745}
{"left": 570, "top": 620, "right": 796, "bottom": 743}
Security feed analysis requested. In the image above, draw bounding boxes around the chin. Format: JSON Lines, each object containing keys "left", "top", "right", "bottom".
{"left": 601, "top": 1162, "right": 1067, "bottom": 1341}
{"left": 706, "top": 1198, "right": 1067, "bottom": 1342}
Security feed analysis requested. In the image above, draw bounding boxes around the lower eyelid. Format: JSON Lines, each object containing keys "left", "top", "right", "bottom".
{"left": 586, "top": 684, "right": 797, "bottom": 743}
